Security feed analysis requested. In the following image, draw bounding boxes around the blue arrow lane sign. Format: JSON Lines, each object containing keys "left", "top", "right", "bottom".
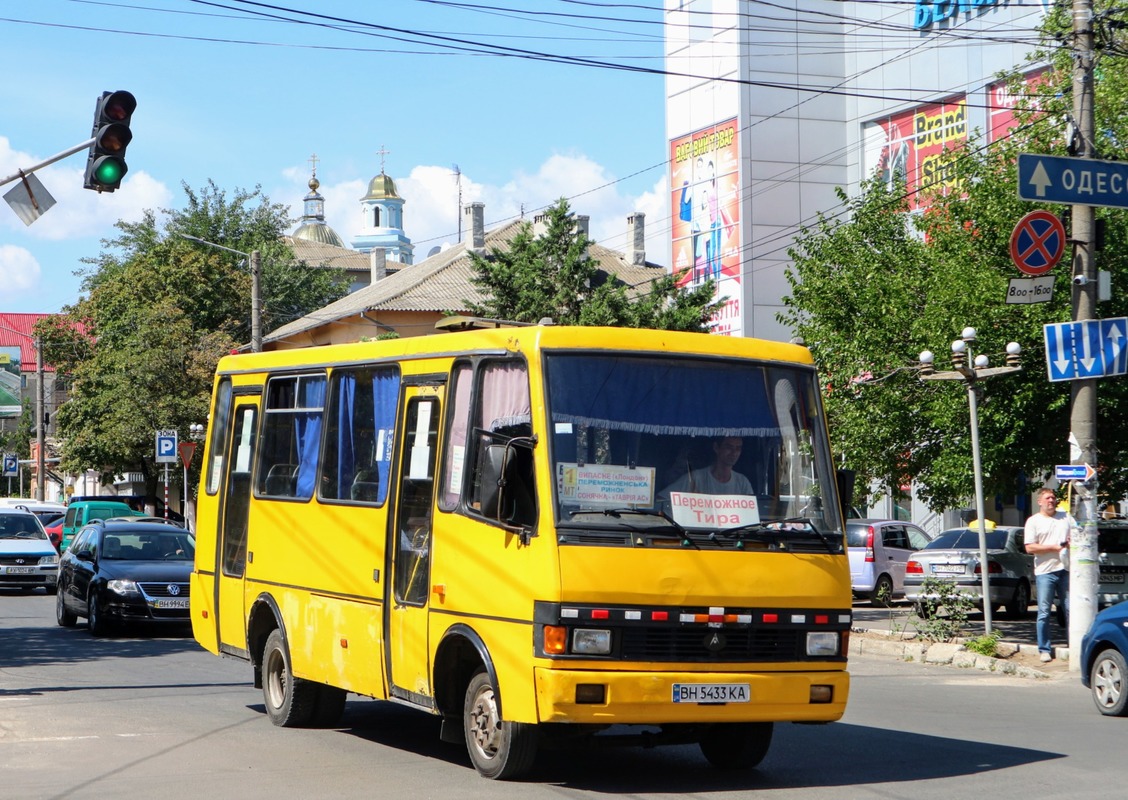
{"left": 1043, "top": 317, "right": 1128, "bottom": 381}
{"left": 1018, "top": 153, "right": 1128, "bottom": 209}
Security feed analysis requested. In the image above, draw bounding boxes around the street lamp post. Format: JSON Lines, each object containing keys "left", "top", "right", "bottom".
{"left": 918, "top": 327, "right": 1022, "bottom": 636}
{"left": 179, "top": 234, "right": 262, "bottom": 352}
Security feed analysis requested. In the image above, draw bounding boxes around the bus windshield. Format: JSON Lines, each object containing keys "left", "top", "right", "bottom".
{"left": 545, "top": 353, "right": 841, "bottom": 539}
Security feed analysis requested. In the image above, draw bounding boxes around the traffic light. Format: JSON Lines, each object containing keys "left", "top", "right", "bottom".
{"left": 83, "top": 90, "right": 136, "bottom": 193}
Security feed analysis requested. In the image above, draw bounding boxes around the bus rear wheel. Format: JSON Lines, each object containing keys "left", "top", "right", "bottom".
{"left": 699, "top": 722, "right": 773, "bottom": 769}
{"left": 262, "top": 629, "right": 316, "bottom": 727}
{"left": 463, "top": 669, "right": 538, "bottom": 779}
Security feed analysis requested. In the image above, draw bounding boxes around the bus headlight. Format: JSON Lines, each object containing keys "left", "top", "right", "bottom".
{"left": 806, "top": 631, "right": 839, "bottom": 657}
{"left": 572, "top": 629, "right": 612, "bottom": 655}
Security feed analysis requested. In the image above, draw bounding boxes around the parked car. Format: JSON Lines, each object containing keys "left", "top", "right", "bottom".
{"left": 55, "top": 519, "right": 194, "bottom": 635}
{"left": 1098, "top": 520, "right": 1128, "bottom": 609}
{"left": 904, "top": 523, "right": 1034, "bottom": 618}
{"left": 1, "top": 499, "right": 68, "bottom": 539}
{"left": 846, "top": 519, "right": 933, "bottom": 605}
{"left": 0, "top": 508, "right": 59, "bottom": 593}
{"left": 1081, "top": 599, "right": 1128, "bottom": 716}
{"left": 60, "top": 499, "right": 146, "bottom": 552}
{"left": 43, "top": 515, "right": 65, "bottom": 551}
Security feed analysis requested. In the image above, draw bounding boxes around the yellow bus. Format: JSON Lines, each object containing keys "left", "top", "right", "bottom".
{"left": 191, "top": 323, "right": 853, "bottom": 779}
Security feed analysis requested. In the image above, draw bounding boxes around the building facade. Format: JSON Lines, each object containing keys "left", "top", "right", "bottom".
{"left": 665, "top": 0, "right": 1050, "bottom": 345}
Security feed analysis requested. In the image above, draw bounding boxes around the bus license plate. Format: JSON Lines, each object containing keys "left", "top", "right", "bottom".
{"left": 672, "top": 683, "right": 750, "bottom": 704}
{"left": 4, "top": 566, "right": 34, "bottom": 574}
{"left": 153, "top": 598, "right": 189, "bottom": 609}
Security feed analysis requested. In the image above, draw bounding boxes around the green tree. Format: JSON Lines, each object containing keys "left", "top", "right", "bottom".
{"left": 468, "top": 198, "right": 722, "bottom": 331}
{"left": 38, "top": 181, "right": 347, "bottom": 490}
{"left": 781, "top": 7, "right": 1128, "bottom": 509}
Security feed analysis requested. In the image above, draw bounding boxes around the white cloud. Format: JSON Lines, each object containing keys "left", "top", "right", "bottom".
{"left": 0, "top": 137, "right": 172, "bottom": 241}
{"left": 278, "top": 152, "right": 673, "bottom": 268}
{"left": 0, "top": 245, "right": 41, "bottom": 293}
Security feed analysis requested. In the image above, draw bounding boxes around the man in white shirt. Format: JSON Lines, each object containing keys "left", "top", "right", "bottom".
{"left": 660, "top": 437, "right": 754, "bottom": 499}
{"left": 1024, "top": 487, "right": 1073, "bottom": 662}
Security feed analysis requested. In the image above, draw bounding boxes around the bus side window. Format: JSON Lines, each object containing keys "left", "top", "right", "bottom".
{"left": 257, "top": 374, "right": 326, "bottom": 500}
{"left": 467, "top": 360, "right": 537, "bottom": 530}
{"left": 321, "top": 366, "right": 399, "bottom": 505}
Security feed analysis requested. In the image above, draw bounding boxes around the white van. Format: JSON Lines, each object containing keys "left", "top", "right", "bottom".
{"left": 0, "top": 497, "right": 67, "bottom": 524}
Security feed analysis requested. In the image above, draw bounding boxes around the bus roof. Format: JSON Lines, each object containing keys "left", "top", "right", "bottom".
{"left": 216, "top": 326, "right": 814, "bottom": 376}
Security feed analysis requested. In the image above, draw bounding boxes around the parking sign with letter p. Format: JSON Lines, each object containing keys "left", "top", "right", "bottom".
{"left": 155, "top": 429, "right": 178, "bottom": 464}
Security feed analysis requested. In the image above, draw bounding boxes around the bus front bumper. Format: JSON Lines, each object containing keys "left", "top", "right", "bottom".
{"left": 533, "top": 666, "right": 849, "bottom": 725}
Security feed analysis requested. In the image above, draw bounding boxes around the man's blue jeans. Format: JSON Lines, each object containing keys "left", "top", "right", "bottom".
{"left": 1035, "top": 569, "right": 1069, "bottom": 654}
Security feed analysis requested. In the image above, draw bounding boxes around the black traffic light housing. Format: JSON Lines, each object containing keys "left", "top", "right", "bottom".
{"left": 83, "top": 90, "right": 136, "bottom": 193}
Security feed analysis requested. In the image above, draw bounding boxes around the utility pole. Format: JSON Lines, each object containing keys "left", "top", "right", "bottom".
{"left": 35, "top": 336, "right": 45, "bottom": 502}
{"left": 1067, "top": 0, "right": 1099, "bottom": 671}
{"left": 250, "top": 249, "right": 262, "bottom": 353}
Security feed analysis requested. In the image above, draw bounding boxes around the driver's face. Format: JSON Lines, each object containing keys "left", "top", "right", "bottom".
{"left": 714, "top": 438, "right": 742, "bottom": 467}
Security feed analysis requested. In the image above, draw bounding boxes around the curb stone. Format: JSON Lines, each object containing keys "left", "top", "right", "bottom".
{"left": 850, "top": 627, "right": 1070, "bottom": 681}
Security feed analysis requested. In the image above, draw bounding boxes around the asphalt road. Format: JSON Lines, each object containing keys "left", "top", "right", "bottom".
{"left": 1, "top": 591, "right": 1118, "bottom": 799}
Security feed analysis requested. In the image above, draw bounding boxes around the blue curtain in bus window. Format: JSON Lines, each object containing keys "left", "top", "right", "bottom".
{"left": 548, "top": 357, "right": 778, "bottom": 437}
{"left": 335, "top": 373, "right": 357, "bottom": 499}
{"left": 371, "top": 370, "right": 398, "bottom": 503}
{"left": 293, "top": 376, "right": 326, "bottom": 498}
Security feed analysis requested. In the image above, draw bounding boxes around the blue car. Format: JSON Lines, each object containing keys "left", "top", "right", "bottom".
{"left": 1081, "top": 600, "right": 1128, "bottom": 716}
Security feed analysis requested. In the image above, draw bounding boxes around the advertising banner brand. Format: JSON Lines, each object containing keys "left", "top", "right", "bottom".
{"left": 669, "top": 117, "right": 742, "bottom": 336}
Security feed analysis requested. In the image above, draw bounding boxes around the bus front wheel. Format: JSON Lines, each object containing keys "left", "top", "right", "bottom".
{"left": 262, "top": 629, "right": 316, "bottom": 727}
{"left": 462, "top": 669, "right": 538, "bottom": 779}
{"left": 699, "top": 722, "right": 773, "bottom": 769}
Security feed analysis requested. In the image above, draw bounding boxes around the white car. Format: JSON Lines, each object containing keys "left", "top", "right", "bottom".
{"left": 0, "top": 508, "right": 59, "bottom": 594}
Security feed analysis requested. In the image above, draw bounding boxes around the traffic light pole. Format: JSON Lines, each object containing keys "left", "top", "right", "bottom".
{"left": 0, "top": 138, "right": 94, "bottom": 190}
{"left": 1067, "top": 0, "right": 1099, "bottom": 672}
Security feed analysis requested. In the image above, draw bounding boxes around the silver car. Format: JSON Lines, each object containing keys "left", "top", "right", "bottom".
{"left": 903, "top": 525, "right": 1034, "bottom": 619}
{"left": 1098, "top": 521, "right": 1128, "bottom": 609}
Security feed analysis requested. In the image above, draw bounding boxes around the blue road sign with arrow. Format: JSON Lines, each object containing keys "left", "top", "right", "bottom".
{"left": 1043, "top": 317, "right": 1128, "bottom": 382}
{"left": 1018, "top": 153, "right": 1128, "bottom": 209}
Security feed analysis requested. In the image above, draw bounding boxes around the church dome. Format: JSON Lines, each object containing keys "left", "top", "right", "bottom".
{"left": 292, "top": 174, "right": 346, "bottom": 248}
{"left": 362, "top": 172, "right": 401, "bottom": 202}
{"left": 293, "top": 220, "right": 346, "bottom": 248}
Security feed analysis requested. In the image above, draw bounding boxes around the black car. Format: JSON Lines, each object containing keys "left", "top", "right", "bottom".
{"left": 55, "top": 519, "right": 194, "bottom": 635}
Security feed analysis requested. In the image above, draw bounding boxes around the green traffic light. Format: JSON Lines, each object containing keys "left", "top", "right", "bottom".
{"left": 92, "top": 157, "right": 126, "bottom": 187}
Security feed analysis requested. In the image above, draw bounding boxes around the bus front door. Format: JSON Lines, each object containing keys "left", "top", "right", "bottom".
{"left": 387, "top": 386, "right": 442, "bottom": 704}
{"left": 216, "top": 401, "right": 258, "bottom": 656}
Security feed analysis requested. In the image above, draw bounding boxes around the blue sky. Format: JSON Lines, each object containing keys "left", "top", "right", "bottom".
{"left": 0, "top": 0, "right": 669, "bottom": 315}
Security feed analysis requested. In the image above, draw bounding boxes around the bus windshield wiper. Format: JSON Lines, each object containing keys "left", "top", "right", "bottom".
{"left": 719, "top": 517, "right": 838, "bottom": 554}
{"left": 600, "top": 507, "right": 700, "bottom": 549}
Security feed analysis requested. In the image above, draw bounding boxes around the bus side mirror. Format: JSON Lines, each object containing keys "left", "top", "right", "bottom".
{"left": 478, "top": 443, "right": 509, "bottom": 520}
{"left": 836, "top": 468, "right": 857, "bottom": 523}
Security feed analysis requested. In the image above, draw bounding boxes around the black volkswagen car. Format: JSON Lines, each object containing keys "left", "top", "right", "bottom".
{"left": 56, "top": 519, "right": 194, "bottom": 635}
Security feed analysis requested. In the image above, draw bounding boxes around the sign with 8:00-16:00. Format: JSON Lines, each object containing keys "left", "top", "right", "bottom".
{"left": 1010, "top": 209, "right": 1065, "bottom": 276}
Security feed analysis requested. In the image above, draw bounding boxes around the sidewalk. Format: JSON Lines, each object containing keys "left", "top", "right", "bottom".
{"left": 850, "top": 601, "right": 1073, "bottom": 680}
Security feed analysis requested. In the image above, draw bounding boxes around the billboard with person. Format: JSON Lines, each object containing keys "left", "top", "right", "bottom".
{"left": 669, "top": 117, "right": 742, "bottom": 335}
